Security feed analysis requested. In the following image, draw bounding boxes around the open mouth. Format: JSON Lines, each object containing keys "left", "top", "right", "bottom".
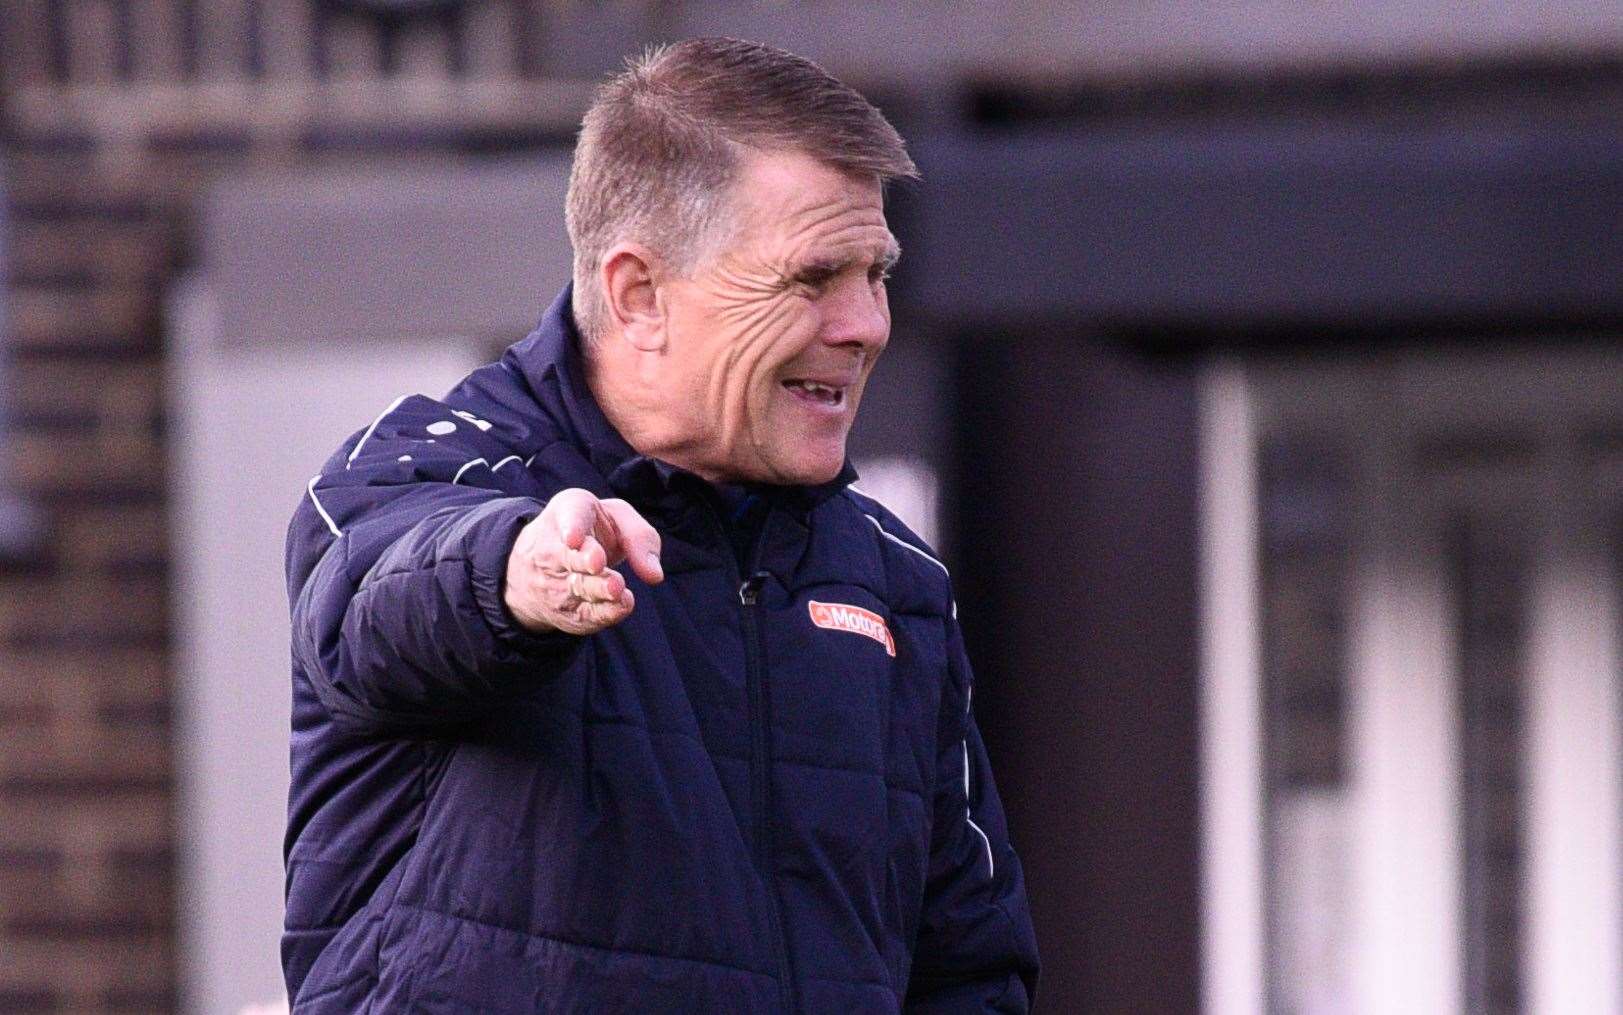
{"left": 783, "top": 378, "right": 847, "bottom": 408}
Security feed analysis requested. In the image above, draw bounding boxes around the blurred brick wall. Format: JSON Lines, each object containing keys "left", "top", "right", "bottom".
{"left": 0, "top": 3, "right": 585, "bottom": 1010}
{"left": 0, "top": 148, "right": 181, "bottom": 1011}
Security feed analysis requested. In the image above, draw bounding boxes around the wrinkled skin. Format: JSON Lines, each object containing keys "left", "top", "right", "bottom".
{"left": 594, "top": 148, "right": 899, "bottom": 486}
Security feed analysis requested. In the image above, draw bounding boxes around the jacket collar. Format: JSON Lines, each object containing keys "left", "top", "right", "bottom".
{"left": 510, "top": 285, "right": 857, "bottom": 513}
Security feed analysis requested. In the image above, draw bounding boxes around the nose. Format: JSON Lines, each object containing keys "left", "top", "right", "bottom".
{"left": 819, "top": 274, "right": 890, "bottom": 355}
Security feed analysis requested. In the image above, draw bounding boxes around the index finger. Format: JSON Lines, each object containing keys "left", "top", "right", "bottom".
{"left": 547, "top": 488, "right": 603, "bottom": 550}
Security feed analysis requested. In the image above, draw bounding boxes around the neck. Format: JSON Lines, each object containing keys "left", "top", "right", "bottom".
{"left": 583, "top": 332, "right": 720, "bottom": 482}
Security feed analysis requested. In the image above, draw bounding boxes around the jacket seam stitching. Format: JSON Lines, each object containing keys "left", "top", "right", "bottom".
{"left": 390, "top": 901, "right": 780, "bottom": 982}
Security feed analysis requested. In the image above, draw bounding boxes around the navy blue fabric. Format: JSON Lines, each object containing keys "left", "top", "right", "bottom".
{"left": 284, "top": 288, "right": 1039, "bottom": 1012}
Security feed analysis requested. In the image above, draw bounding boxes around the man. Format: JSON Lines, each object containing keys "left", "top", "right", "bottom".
{"left": 284, "top": 38, "right": 1038, "bottom": 1012}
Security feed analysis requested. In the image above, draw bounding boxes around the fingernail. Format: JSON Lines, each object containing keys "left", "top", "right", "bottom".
{"left": 645, "top": 552, "right": 663, "bottom": 577}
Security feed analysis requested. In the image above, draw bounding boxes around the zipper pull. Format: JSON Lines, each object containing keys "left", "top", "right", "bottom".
{"left": 738, "top": 572, "right": 768, "bottom": 606}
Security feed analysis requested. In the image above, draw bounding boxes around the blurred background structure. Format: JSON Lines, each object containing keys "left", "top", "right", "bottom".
{"left": 0, "top": 2, "right": 1620, "bottom": 1012}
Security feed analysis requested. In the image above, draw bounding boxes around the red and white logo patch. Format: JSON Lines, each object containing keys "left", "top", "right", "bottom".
{"left": 808, "top": 600, "right": 896, "bottom": 657}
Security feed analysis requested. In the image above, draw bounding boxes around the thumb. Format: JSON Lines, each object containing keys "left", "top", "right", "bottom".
{"left": 599, "top": 498, "right": 664, "bottom": 585}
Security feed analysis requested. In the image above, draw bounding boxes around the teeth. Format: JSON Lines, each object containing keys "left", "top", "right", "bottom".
{"left": 789, "top": 380, "right": 839, "bottom": 402}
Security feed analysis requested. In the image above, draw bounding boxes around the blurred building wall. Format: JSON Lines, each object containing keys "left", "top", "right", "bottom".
{"left": 954, "top": 331, "right": 1204, "bottom": 1011}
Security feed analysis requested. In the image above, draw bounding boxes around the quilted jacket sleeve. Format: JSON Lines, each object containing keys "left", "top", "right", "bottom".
{"left": 904, "top": 616, "right": 1041, "bottom": 1012}
{"left": 286, "top": 395, "right": 578, "bottom": 731}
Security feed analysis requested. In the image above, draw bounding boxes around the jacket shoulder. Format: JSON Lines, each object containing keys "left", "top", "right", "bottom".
{"left": 287, "top": 361, "right": 571, "bottom": 582}
{"left": 305, "top": 360, "right": 568, "bottom": 505}
{"left": 834, "top": 487, "right": 957, "bottom": 621}
{"left": 338, "top": 360, "right": 563, "bottom": 482}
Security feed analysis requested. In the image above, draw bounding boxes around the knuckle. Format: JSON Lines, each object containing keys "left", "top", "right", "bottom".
{"left": 549, "top": 488, "right": 595, "bottom": 517}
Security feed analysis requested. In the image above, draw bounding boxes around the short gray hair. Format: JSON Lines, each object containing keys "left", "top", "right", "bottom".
{"left": 565, "top": 38, "right": 918, "bottom": 343}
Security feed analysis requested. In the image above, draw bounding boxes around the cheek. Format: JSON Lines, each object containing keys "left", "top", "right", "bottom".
{"left": 724, "top": 293, "right": 808, "bottom": 354}
{"left": 724, "top": 300, "right": 814, "bottom": 405}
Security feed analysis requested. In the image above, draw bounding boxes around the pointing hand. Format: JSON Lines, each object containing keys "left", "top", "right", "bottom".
{"left": 504, "top": 488, "right": 664, "bottom": 635}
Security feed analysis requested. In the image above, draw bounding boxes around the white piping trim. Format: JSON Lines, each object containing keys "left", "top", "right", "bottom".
{"left": 863, "top": 513, "right": 949, "bottom": 576}
{"left": 491, "top": 455, "right": 523, "bottom": 471}
{"left": 346, "top": 394, "right": 409, "bottom": 469}
{"left": 963, "top": 739, "right": 995, "bottom": 878}
{"left": 306, "top": 475, "right": 341, "bottom": 537}
{"left": 863, "top": 513, "right": 957, "bottom": 617}
{"left": 863, "top": 500, "right": 983, "bottom": 873}
{"left": 524, "top": 452, "right": 539, "bottom": 467}
{"left": 451, "top": 458, "right": 489, "bottom": 485}
{"left": 967, "top": 818, "right": 995, "bottom": 878}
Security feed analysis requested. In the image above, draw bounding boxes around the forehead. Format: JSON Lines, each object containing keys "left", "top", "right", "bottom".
{"left": 725, "top": 149, "right": 894, "bottom": 261}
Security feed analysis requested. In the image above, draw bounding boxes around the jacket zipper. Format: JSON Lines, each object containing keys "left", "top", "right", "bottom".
{"left": 716, "top": 500, "right": 796, "bottom": 1014}
{"left": 739, "top": 568, "right": 796, "bottom": 1013}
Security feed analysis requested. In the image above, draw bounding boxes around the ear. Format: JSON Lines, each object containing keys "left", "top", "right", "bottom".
{"left": 600, "top": 243, "right": 666, "bottom": 353}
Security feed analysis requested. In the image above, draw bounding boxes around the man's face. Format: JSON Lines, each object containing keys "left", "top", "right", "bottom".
{"left": 656, "top": 149, "right": 896, "bottom": 486}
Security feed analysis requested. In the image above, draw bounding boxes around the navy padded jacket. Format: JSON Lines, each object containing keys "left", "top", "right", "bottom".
{"left": 283, "top": 288, "right": 1039, "bottom": 1012}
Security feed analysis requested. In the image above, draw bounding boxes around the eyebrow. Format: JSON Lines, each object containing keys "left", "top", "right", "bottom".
{"left": 791, "top": 238, "right": 903, "bottom": 279}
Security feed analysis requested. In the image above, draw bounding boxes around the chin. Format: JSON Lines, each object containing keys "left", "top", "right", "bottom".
{"left": 764, "top": 450, "right": 845, "bottom": 487}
